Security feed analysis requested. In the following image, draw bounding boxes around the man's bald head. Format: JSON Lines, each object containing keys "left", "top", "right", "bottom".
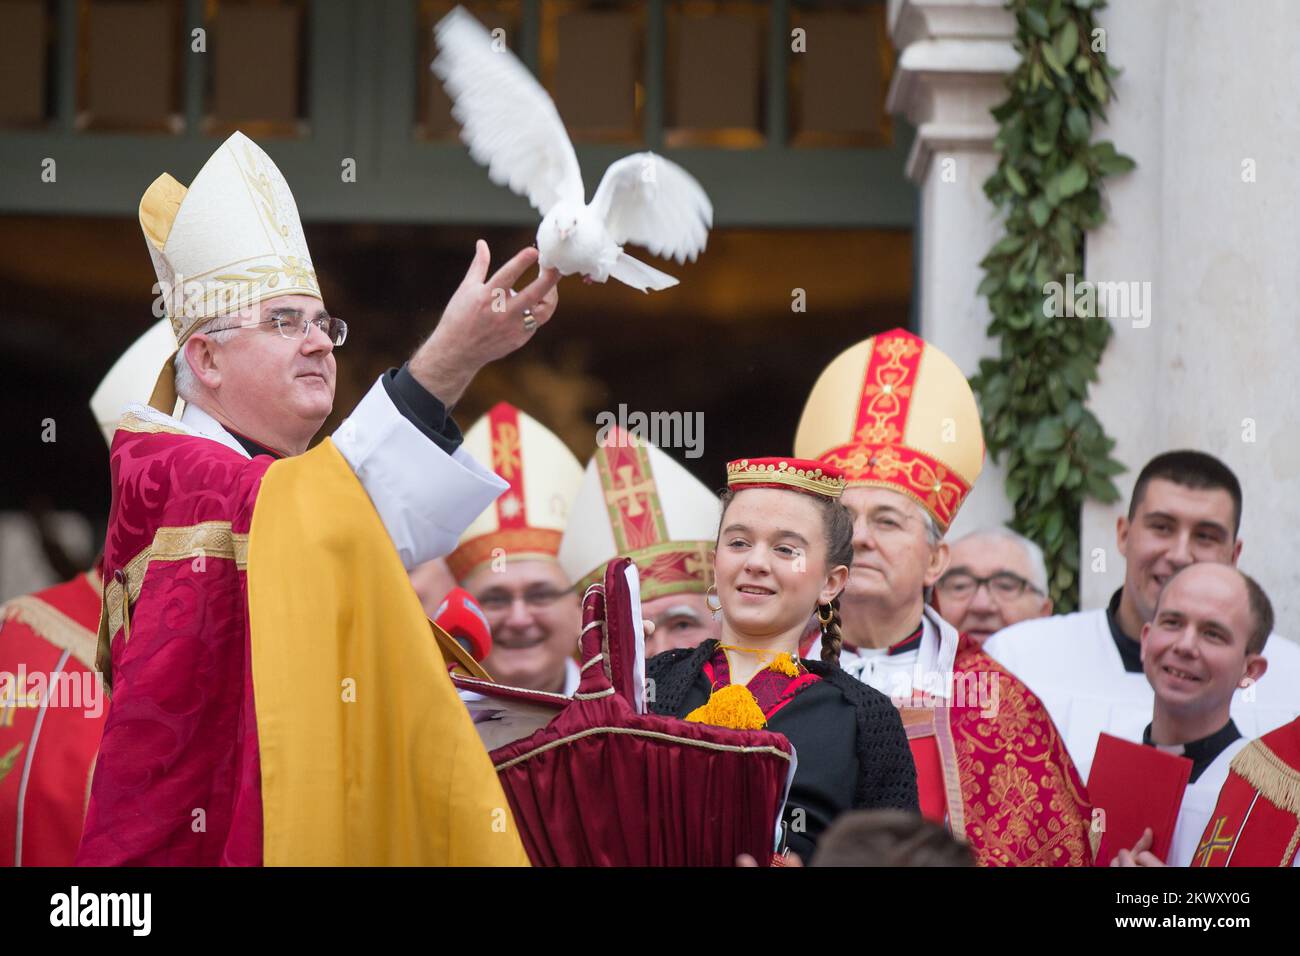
{"left": 1154, "top": 563, "right": 1272, "bottom": 656}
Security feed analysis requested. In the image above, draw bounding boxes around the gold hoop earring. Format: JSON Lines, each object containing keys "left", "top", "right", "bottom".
{"left": 815, "top": 603, "right": 834, "bottom": 626}
{"left": 706, "top": 585, "right": 722, "bottom": 614}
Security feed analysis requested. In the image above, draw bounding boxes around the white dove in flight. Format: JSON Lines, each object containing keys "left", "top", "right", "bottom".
{"left": 432, "top": 5, "right": 713, "bottom": 293}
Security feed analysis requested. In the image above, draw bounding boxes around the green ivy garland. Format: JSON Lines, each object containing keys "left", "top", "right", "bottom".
{"left": 970, "top": 0, "right": 1135, "bottom": 613}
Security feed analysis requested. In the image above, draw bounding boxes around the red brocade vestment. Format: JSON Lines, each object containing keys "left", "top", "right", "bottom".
{"left": 77, "top": 418, "right": 273, "bottom": 865}
{"left": 895, "top": 635, "right": 1093, "bottom": 866}
{"left": 0, "top": 569, "right": 108, "bottom": 865}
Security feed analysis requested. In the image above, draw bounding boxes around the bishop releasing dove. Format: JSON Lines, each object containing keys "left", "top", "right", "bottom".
{"left": 432, "top": 6, "right": 712, "bottom": 292}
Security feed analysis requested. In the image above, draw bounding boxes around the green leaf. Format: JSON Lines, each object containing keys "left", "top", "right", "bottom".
{"left": 1029, "top": 196, "right": 1052, "bottom": 227}
{"left": 1066, "top": 106, "right": 1090, "bottom": 143}
{"left": 1086, "top": 66, "right": 1109, "bottom": 102}
{"left": 991, "top": 233, "right": 1025, "bottom": 257}
{"left": 1041, "top": 42, "right": 1068, "bottom": 77}
{"left": 1052, "top": 454, "right": 1071, "bottom": 488}
{"left": 1097, "top": 152, "right": 1137, "bottom": 175}
{"left": 1044, "top": 508, "right": 1065, "bottom": 547}
{"left": 1005, "top": 165, "right": 1030, "bottom": 196}
{"left": 1032, "top": 419, "right": 1068, "bottom": 452}
{"left": 1055, "top": 161, "right": 1089, "bottom": 198}
{"left": 1056, "top": 20, "right": 1079, "bottom": 63}
{"left": 1025, "top": 7, "right": 1051, "bottom": 38}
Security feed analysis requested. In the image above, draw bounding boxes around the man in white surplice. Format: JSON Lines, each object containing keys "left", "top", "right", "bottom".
{"left": 985, "top": 451, "right": 1300, "bottom": 781}
{"left": 1109, "top": 563, "right": 1271, "bottom": 867}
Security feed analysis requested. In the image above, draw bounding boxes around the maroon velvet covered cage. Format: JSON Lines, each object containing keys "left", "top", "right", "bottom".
{"left": 474, "top": 558, "right": 794, "bottom": 866}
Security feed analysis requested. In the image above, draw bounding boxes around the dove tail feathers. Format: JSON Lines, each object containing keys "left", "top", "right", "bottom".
{"left": 608, "top": 252, "right": 679, "bottom": 293}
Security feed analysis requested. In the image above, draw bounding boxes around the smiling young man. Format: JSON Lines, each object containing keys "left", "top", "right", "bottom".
{"left": 78, "top": 132, "right": 556, "bottom": 866}
{"left": 1110, "top": 563, "right": 1270, "bottom": 867}
{"left": 985, "top": 451, "right": 1300, "bottom": 781}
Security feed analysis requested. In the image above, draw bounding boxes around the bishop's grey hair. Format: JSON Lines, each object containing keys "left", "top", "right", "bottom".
{"left": 173, "top": 317, "right": 237, "bottom": 402}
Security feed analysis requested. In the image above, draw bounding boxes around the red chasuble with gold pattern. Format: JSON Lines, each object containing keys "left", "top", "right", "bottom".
{"left": 0, "top": 569, "right": 107, "bottom": 866}
{"left": 898, "top": 636, "right": 1093, "bottom": 866}
{"left": 77, "top": 421, "right": 273, "bottom": 865}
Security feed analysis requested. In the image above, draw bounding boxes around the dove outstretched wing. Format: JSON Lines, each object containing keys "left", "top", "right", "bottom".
{"left": 432, "top": 7, "right": 584, "bottom": 216}
{"left": 589, "top": 152, "right": 713, "bottom": 265}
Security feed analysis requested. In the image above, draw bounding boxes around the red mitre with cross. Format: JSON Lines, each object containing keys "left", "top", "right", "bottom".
{"left": 558, "top": 428, "right": 720, "bottom": 601}
{"left": 447, "top": 402, "right": 583, "bottom": 581}
{"left": 793, "top": 328, "right": 985, "bottom": 532}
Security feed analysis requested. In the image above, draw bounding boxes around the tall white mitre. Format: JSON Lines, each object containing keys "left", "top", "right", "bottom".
{"left": 89, "top": 318, "right": 180, "bottom": 445}
{"left": 138, "top": 130, "right": 320, "bottom": 410}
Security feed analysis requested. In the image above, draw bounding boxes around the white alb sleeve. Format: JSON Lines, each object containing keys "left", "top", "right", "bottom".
{"left": 331, "top": 376, "right": 506, "bottom": 569}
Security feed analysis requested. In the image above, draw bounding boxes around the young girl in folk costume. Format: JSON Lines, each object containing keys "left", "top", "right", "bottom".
{"left": 647, "top": 458, "right": 918, "bottom": 860}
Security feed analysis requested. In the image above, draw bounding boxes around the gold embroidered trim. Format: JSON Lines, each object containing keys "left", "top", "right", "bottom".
{"left": 573, "top": 540, "right": 715, "bottom": 600}
{"left": 931, "top": 704, "right": 968, "bottom": 842}
{"left": 1282, "top": 821, "right": 1300, "bottom": 867}
{"left": 116, "top": 410, "right": 188, "bottom": 436}
{"left": 572, "top": 688, "right": 615, "bottom": 700}
{"left": 493, "top": 725, "right": 792, "bottom": 772}
{"left": 579, "top": 654, "right": 604, "bottom": 673}
{"left": 1230, "top": 739, "right": 1300, "bottom": 817}
{"left": 0, "top": 595, "right": 98, "bottom": 671}
{"left": 104, "top": 522, "right": 250, "bottom": 639}
{"left": 726, "top": 458, "right": 846, "bottom": 498}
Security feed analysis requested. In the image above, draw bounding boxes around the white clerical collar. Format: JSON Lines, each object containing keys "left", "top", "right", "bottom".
{"left": 838, "top": 608, "right": 958, "bottom": 702}
{"left": 180, "top": 402, "right": 251, "bottom": 459}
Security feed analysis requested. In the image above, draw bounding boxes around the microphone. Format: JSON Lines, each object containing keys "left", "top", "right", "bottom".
{"left": 434, "top": 587, "right": 493, "bottom": 663}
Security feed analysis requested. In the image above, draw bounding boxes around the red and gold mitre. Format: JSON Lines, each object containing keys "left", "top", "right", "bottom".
{"left": 725, "top": 457, "right": 846, "bottom": 499}
{"left": 558, "top": 429, "right": 719, "bottom": 601}
{"left": 447, "top": 403, "right": 583, "bottom": 581}
{"left": 794, "top": 328, "right": 984, "bottom": 532}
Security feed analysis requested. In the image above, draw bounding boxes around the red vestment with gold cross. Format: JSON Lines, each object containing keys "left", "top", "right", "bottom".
{"left": 1192, "top": 717, "right": 1300, "bottom": 867}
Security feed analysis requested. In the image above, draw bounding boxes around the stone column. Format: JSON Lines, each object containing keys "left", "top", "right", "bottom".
{"left": 1082, "top": 1, "right": 1300, "bottom": 634}
{"left": 886, "top": 0, "right": 1019, "bottom": 540}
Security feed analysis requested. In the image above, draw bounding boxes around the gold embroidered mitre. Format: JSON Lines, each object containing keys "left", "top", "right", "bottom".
{"left": 447, "top": 403, "right": 584, "bottom": 582}
{"left": 794, "top": 328, "right": 984, "bottom": 532}
{"left": 558, "top": 429, "right": 719, "bottom": 602}
{"left": 139, "top": 130, "right": 320, "bottom": 345}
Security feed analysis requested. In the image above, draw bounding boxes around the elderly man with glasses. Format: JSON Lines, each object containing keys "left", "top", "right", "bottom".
{"left": 933, "top": 527, "right": 1054, "bottom": 646}
{"left": 77, "top": 132, "right": 547, "bottom": 866}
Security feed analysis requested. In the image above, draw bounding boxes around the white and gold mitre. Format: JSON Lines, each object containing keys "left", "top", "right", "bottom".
{"left": 558, "top": 429, "right": 719, "bottom": 601}
{"left": 89, "top": 318, "right": 180, "bottom": 446}
{"left": 139, "top": 130, "right": 320, "bottom": 346}
{"left": 447, "top": 403, "right": 584, "bottom": 582}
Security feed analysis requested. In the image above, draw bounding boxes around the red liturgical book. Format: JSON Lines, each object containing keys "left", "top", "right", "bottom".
{"left": 1088, "top": 733, "right": 1192, "bottom": 866}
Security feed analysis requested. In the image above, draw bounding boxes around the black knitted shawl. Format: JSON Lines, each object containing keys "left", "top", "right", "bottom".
{"left": 647, "top": 640, "right": 919, "bottom": 814}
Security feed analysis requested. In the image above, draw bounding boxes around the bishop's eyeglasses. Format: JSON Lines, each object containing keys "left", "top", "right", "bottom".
{"left": 208, "top": 308, "right": 348, "bottom": 347}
